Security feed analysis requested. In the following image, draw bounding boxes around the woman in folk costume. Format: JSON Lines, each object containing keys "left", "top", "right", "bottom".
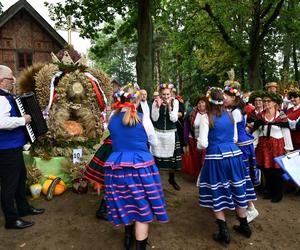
{"left": 286, "top": 89, "right": 300, "bottom": 150}
{"left": 255, "top": 92, "right": 293, "bottom": 202}
{"left": 197, "top": 87, "right": 256, "bottom": 244}
{"left": 182, "top": 95, "right": 207, "bottom": 177}
{"left": 151, "top": 83, "right": 182, "bottom": 191}
{"left": 223, "top": 78, "right": 259, "bottom": 223}
{"left": 103, "top": 83, "right": 168, "bottom": 250}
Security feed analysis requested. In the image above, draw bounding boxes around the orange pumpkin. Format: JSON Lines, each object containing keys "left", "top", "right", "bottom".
{"left": 42, "top": 179, "right": 67, "bottom": 196}
{"left": 64, "top": 120, "right": 84, "bottom": 135}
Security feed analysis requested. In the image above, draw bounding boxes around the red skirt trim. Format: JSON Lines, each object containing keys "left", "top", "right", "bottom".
{"left": 182, "top": 138, "right": 205, "bottom": 177}
{"left": 256, "top": 137, "right": 285, "bottom": 169}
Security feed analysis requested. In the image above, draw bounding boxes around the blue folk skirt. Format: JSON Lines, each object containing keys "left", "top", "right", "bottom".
{"left": 104, "top": 164, "right": 169, "bottom": 226}
{"left": 199, "top": 153, "right": 257, "bottom": 212}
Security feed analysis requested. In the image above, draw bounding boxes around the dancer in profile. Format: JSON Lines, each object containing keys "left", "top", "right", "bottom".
{"left": 224, "top": 82, "right": 259, "bottom": 223}
{"left": 104, "top": 83, "right": 168, "bottom": 250}
{"left": 198, "top": 87, "right": 256, "bottom": 244}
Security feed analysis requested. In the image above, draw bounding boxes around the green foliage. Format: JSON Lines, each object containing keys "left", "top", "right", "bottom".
{"left": 47, "top": 0, "right": 300, "bottom": 94}
{"left": 89, "top": 21, "right": 137, "bottom": 85}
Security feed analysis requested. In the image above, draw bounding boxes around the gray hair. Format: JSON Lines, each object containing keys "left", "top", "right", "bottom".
{"left": 0, "top": 65, "right": 13, "bottom": 78}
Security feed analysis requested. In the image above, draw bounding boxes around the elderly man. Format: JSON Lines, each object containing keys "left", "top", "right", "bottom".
{"left": 0, "top": 65, "right": 44, "bottom": 229}
{"left": 137, "top": 89, "right": 152, "bottom": 118}
{"left": 265, "top": 82, "right": 279, "bottom": 93}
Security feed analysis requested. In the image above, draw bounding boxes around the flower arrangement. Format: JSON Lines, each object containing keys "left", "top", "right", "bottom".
{"left": 224, "top": 85, "right": 240, "bottom": 96}
{"left": 206, "top": 87, "right": 224, "bottom": 105}
{"left": 26, "top": 160, "right": 43, "bottom": 186}
{"left": 61, "top": 158, "right": 87, "bottom": 181}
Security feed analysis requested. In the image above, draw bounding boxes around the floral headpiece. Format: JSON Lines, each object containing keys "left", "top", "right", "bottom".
{"left": 206, "top": 87, "right": 224, "bottom": 105}
{"left": 113, "top": 83, "right": 140, "bottom": 100}
{"left": 159, "top": 83, "right": 175, "bottom": 90}
{"left": 224, "top": 85, "right": 241, "bottom": 97}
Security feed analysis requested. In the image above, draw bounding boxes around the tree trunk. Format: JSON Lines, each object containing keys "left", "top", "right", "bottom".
{"left": 155, "top": 49, "right": 161, "bottom": 86}
{"left": 292, "top": 42, "right": 299, "bottom": 82}
{"left": 136, "top": 0, "right": 153, "bottom": 95}
{"left": 247, "top": 47, "right": 262, "bottom": 90}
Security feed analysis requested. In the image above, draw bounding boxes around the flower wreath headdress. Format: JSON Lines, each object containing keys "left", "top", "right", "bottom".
{"left": 112, "top": 83, "right": 141, "bottom": 116}
{"left": 223, "top": 68, "right": 241, "bottom": 97}
{"left": 206, "top": 87, "right": 224, "bottom": 105}
{"left": 113, "top": 83, "right": 141, "bottom": 100}
{"left": 159, "top": 83, "right": 175, "bottom": 91}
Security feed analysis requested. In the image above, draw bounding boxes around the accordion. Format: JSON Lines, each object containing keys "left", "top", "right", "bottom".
{"left": 14, "top": 92, "right": 48, "bottom": 143}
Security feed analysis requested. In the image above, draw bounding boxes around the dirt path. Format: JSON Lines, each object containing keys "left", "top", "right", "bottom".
{"left": 1, "top": 172, "right": 300, "bottom": 250}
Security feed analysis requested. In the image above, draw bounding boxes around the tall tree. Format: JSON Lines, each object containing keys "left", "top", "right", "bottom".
{"left": 46, "top": 0, "right": 157, "bottom": 94}
{"left": 89, "top": 27, "right": 136, "bottom": 84}
{"left": 201, "top": 0, "right": 285, "bottom": 90}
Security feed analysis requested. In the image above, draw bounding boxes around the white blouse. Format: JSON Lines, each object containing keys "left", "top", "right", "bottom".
{"left": 151, "top": 98, "right": 179, "bottom": 123}
{"left": 197, "top": 114, "right": 209, "bottom": 150}
{"left": 257, "top": 112, "right": 293, "bottom": 151}
{"left": 0, "top": 95, "right": 25, "bottom": 130}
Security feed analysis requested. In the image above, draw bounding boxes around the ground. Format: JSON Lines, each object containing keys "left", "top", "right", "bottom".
{"left": 1, "top": 172, "right": 300, "bottom": 250}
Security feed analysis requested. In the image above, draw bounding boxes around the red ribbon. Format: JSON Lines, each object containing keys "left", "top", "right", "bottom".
{"left": 86, "top": 75, "right": 106, "bottom": 111}
{"left": 112, "top": 102, "right": 137, "bottom": 116}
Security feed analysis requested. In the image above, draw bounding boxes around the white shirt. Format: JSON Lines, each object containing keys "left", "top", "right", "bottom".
{"left": 232, "top": 109, "right": 243, "bottom": 143}
{"left": 140, "top": 101, "right": 150, "bottom": 119}
{"left": 142, "top": 114, "right": 158, "bottom": 147}
{"left": 0, "top": 90, "right": 25, "bottom": 130}
{"left": 151, "top": 98, "right": 179, "bottom": 123}
{"left": 197, "top": 114, "right": 209, "bottom": 150}
{"left": 257, "top": 111, "right": 293, "bottom": 151}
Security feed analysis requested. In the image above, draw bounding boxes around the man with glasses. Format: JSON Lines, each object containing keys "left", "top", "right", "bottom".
{"left": 0, "top": 65, "right": 45, "bottom": 229}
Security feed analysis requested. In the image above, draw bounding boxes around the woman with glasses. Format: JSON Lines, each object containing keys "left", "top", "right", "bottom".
{"left": 286, "top": 89, "right": 300, "bottom": 150}
{"left": 255, "top": 92, "right": 293, "bottom": 202}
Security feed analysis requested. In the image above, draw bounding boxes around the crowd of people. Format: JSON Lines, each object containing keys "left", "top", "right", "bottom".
{"left": 1, "top": 63, "right": 300, "bottom": 249}
{"left": 84, "top": 75, "right": 299, "bottom": 249}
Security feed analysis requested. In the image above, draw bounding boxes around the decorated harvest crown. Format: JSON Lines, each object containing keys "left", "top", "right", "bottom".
{"left": 206, "top": 87, "right": 224, "bottom": 105}
{"left": 113, "top": 83, "right": 141, "bottom": 101}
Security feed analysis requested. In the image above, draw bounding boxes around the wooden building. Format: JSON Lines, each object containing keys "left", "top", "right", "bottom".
{"left": 0, "top": 0, "right": 66, "bottom": 75}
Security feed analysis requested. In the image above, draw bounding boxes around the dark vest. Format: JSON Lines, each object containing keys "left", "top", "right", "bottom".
{"left": 152, "top": 104, "right": 177, "bottom": 131}
{"left": 0, "top": 89, "right": 27, "bottom": 149}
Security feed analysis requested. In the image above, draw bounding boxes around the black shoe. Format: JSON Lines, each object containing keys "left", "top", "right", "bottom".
{"left": 233, "top": 217, "right": 252, "bottom": 238}
{"left": 5, "top": 219, "right": 34, "bottom": 229}
{"left": 213, "top": 219, "right": 230, "bottom": 244}
{"left": 124, "top": 225, "right": 134, "bottom": 250}
{"left": 96, "top": 208, "right": 108, "bottom": 220}
{"left": 136, "top": 238, "right": 148, "bottom": 250}
{"left": 19, "top": 207, "right": 45, "bottom": 217}
{"left": 96, "top": 199, "right": 108, "bottom": 220}
{"left": 168, "top": 179, "right": 181, "bottom": 191}
{"left": 271, "top": 193, "right": 283, "bottom": 203}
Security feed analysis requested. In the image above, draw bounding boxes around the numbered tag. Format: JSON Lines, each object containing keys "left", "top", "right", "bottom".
{"left": 73, "top": 148, "right": 83, "bottom": 164}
